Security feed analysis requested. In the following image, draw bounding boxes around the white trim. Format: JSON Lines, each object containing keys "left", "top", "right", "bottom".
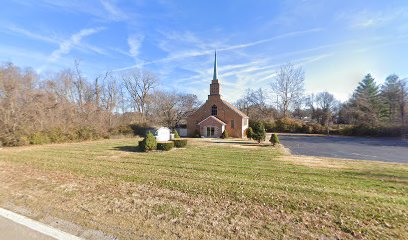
{"left": 0, "top": 208, "right": 82, "bottom": 240}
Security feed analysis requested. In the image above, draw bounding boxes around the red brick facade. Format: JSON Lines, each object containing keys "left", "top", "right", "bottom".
{"left": 187, "top": 80, "right": 249, "bottom": 138}
{"left": 197, "top": 116, "right": 226, "bottom": 138}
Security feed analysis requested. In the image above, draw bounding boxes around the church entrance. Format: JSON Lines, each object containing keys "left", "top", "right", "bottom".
{"left": 206, "top": 126, "right": 215, "bottom": 137}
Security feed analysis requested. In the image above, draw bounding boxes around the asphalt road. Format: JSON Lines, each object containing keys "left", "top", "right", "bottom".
{"left": 278, "top": 134, "right": 408, "bottom": 163}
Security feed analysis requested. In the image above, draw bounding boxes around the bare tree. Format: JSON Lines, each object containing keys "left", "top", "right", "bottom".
{"left": 73, "top": 60, "right": 86, "bottom": 110}
{"left": 122, "top": 69, "right": 157, "bottom": 122}
{"left": 236, "top": 88, "right": 275, "bottom": 121}
{"left": 316, "top": 91, "right": 338, "bottom": 134}
{"left": 174, "top": 93, "right": 200, "bottom": 126}
{"left": 148, "top": 91, "right": 200, "bottom": 128}
{"left": 270, "top": 63, "right": 305, "bottom": 118}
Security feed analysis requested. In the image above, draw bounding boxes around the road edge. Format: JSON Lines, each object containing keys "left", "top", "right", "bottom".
{"left": 0, "top": 208, "right": 82, "bottom": 240}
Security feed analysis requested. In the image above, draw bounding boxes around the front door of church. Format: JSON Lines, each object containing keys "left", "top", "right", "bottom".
{"left": 206, "top": 127, "right": 215, "bottom": 137}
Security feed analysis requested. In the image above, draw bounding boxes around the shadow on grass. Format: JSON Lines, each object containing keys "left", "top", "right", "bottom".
{"left": 113, "top": 145, "right": 142, "bottom": 152}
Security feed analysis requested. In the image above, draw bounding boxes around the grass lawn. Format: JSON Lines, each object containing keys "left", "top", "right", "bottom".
{"left": 0, "top": 138, "right": 407, "bottom": 239}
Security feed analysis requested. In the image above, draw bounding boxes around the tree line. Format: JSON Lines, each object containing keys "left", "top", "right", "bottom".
{"left": 2, "top": 61, "right": 407, "bottom": 146}
{"left": 236, "top": 63, "right": 408, "bottom": 137}
{"left": 0, "top": 62, "right": 199, "bottom": 146}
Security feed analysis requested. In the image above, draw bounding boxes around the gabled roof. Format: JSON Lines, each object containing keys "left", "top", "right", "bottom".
{"left": 198, "top": 115, "right": 226, "bottom": 125}
{"left": 221, "top": 99, "right": 249, "bottom": 118}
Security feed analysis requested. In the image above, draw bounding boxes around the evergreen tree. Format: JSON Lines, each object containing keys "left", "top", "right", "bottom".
{"left": 269, "top": 133, "right": 280, "bottom": 146}
{"left": 381, "top": 74, "right": 402, "bottom": 123}
{"left": 141, "top": 131, "right": 157, "bottom": 152}
{"left": 349, "top": 74, "right": 385, "bottom": 126}
{"left": 251, "top": 122, "right": 266, "bottom": 143}
{"left": 172, "top": 129, "right": 180, "bottom": 138}
{"left": 246, "top": 127, "right": 254, "bottom": 139}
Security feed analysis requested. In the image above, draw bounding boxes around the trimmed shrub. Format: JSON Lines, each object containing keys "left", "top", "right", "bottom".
{"left": 173, "top": 129, "right": 180, "bottom": 138}
{"left": 138, "top": 140, "right": 145, "bottom": 150}
{"left": 157, "top": 141, "right": 174, "bottom": 151}
{"left": 269, "top": 133, "right": 280, "bottom": 146}
{"left": 173, "top": 139, "right": 188, "bottom": 148}
{"left": 246, "top": 127, "right": 254, "bottom": 139}
{"left": 252, "top": 122, "right": 266, "bottom": 143}
{"left": 139, "top": 131, "right": 157, "bottom": 152}
{"left": 221, "top": 130, "right": 229, "bottom": 139}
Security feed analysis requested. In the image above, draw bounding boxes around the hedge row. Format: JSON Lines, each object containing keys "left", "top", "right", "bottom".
{"left": 138, "top": 137, "right": 188, "bottom": 152}
{"left": 0, "top": 127, "right": 107, "bottom": 147}
{"left": 173, "top": 139, "right": 188, "bottom": 148}
{"left": 252, "top": 118, "right": 408, "bottom": 137}
{"left": 157, "top": 141, "right": 174, "bottom": 151}
{"left": 339, "top": 125, "right": 407, "bottom": 137}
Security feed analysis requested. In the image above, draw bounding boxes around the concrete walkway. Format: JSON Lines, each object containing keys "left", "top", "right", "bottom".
{"left": 0, "top": 208, "right": 81, "bottom": 240}
{"left": 0, "top": 216, "right": 55, "bottom": 240}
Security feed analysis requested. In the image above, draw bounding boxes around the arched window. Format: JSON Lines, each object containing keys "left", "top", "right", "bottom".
{"left": 211, "top": 105, "right": 217, "bottom": 116}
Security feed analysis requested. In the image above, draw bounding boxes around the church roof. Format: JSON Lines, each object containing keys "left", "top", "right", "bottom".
{"left": 198, "top": 115, "right": 226, "bottom": 125}
{"left": 221, "top": 99, "right": 249, "bottom": 118}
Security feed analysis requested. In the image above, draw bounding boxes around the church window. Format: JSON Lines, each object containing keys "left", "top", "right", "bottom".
{"left": 211, "top": 105, "right": 217, "bottom": 116}
{"left": 231, "top": 120, "right": 235, "bottom": 128}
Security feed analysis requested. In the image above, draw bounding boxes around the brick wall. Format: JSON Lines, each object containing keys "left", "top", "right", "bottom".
{"left": 187, "top": 95, "right": 246, "bottom": 138}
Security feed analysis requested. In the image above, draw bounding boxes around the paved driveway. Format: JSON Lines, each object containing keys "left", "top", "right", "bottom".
{"left": 278, "top": 134, "right": 408, "bottom": 163}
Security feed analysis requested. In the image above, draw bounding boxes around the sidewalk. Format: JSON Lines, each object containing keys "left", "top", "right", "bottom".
{"left": 0, "top": 208, "right": 81, "bottom": 240}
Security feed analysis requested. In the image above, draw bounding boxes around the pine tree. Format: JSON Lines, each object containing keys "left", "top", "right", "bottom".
{"left": 381, "top": 74, "right": 402, "bottom": 123}
{"left": 247, "top": 127, "right": 254, "bottom": 139}
{"left": 172, "top": 129, "right": 180, "bottom": 138}
{"left": 251, "top": 122, "right": 266, "bottom": 143}
{"left": 141, "top": 131, "right": 157, "bottom": 152}
{"left": 350, "top": 74, "right": 385, "bottom": 126}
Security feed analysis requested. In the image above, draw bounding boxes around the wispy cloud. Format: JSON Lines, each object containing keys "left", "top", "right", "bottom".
{"left": 100, "top": 0, "right": 128, "bottom": 21}
{"left": 114, "top": 28, "right": 322, "bottom": 71}
{"left": 339, "top": 8, "right": 408, "bottom": 29}
{"left": 127, "top": 35, "right": 144, "bottom": 57}
{"left": 219, "top": 28, "right": 322, "bottom": 51}
{"left": 1, "top": 24, "right": 58, "bottom": 44}
{"left": 0, "top": 23, "right": 108, "bottom": 57}
{"left": 48, "top": 27, "right": 105, "bottom": 62}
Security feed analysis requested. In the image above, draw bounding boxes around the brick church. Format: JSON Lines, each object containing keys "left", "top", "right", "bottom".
{"left": 187, "top": 52, "right": 249, "bottom": 138}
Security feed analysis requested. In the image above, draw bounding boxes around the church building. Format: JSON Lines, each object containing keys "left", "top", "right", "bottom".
{"left": 187, "top": 52, "right": 249, "bottom": 138}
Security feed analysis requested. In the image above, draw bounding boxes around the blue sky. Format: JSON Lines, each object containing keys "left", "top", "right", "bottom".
{"left": 1, "top": 0, "right": 408, "bottom": 102}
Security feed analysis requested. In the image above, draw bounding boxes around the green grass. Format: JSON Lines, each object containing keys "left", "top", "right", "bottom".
{"left": 0, "top": 138, "right": 407, "bottom": 239}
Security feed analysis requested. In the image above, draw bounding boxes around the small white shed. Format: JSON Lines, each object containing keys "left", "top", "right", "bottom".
{"left": 154, "top": 127, "right": 171, "bottom": 141}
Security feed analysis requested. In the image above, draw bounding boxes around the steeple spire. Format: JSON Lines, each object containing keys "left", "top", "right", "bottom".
{"left": 209, "top": 51, "right": 221, "bottom": 96}
{"left": 213, "top": 50, "right": 218, "bottom": 80}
